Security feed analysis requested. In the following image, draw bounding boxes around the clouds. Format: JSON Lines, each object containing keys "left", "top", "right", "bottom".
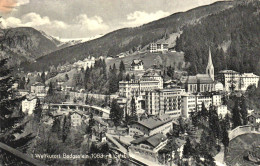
{"left": 124, "top": 10, "right": 170, "bottom": 27}
{"left": 1, "top": 12, "right": 66, "bottom": 29}
{"left": 0, "top": 12, "right": 108, "bottom": 38}
{"left": 76, "top": 14, "right": 108, "bottom": 31}
{"left": 1, "top": 0, "right": 223, "bottom": 39}
{"left": 17, "top": 0, "right": 30, "bottom": 6}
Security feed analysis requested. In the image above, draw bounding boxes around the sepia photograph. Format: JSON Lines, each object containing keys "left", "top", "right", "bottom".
{"left": 0, "top": 0, "right": 260, "bottom": 165}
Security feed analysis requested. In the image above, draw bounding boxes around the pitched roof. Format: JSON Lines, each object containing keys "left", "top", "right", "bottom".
{"left": 32, "top": 82, "right": 45, "bottom": 86}
{"left": 131, "top": 59, "right": 143, "bottom": 66}
{"left": 186, "top": 74, "right": 214, "bottom": 84}
{"left": 218, "top": 70, "right": 239, "bottom": 74}
{"left": 135, "top": 114, "right": 172, "bottom": 130}
{"left": 131, "top": 133, "right": 167, "bottom": 148}
{"left": 142, "top": 69, "right": 161, "bottom": 77}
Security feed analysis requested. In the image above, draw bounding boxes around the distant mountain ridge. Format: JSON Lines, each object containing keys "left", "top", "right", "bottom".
{"left": 0, "top": 27, "right": 65, "bottom": 66}
{"left": 21, "top": 1, "right": 234, "bottom": 71}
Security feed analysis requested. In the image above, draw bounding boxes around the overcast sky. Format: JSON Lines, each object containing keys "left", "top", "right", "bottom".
{"left": 0, "top": 0, "right": 224, "bottom": 40}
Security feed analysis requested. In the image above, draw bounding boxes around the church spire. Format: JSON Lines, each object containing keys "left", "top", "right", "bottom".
{"left": 208, "top": 47, "right": 213, "bottom": 66}
{"left": 206, "top": 47, "right": 214, "bottom": 81}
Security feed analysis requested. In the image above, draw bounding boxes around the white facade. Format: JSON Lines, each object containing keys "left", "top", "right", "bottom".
{"left": 119, "top": 77, "right": 163, "bottom": 98}
{"left": 131, "top": 59, "right": 144, "bottom": 71}
{"left": 212, "top": 94, "right": 222, "bottom": 106}
{"left": 149, "top": 43, "right": 168, "bottom": 53}
{"left": 217, "top": 105, "right": 229, "bottom": 117}
{"left": 196, "top": 95, "right": 212, "bottom": 111}
{"left": 70, "top": 112, "right": 83, "bottom": 127}
{"left": 181, "top": 93, "right": 222, "bottom": 118}
{"left": 240, "top": 73, "right": 259, "bottom": 91}
{"left": 181, "top": 95, "right": 196, "bottom": 118}
{"left": 215, "top": 82, "right": 224, "bottom": 91}
{"left": 74, "top": 56, "right": 95, "bottom": 70}
{"left": 22, "top": 97, "right": 37, "bottom": 115}
{"left": 218, "top": 70, "right": 259, "bottom": 92}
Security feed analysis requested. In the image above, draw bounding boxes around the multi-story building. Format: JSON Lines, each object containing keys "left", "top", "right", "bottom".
{"left": 30, "top": 82, "right": 47, "bottom": 99}
{"left": 70, "top": 111, "right": 84, "bottom": 127}
{"left": 129, "top": 133, "right": 167, "bottom": 163}
{"left": 130, "top": 59, "right": 144, "bottom": 71}
{"left": 149, "top": 42, "right": 169, "bottom": 53}
{"left": 212, "top": 94, "right": 222, "bottom": 106}
{"left": 128, "top": 114, "right": 173, "bottom": 137}
{"left": 119, "top": 70, "right": 163, "bottom": 98}
{"left": 73, "top": 56, "right": 95, "bottom": 70}
{"left": 22, "top": 95, "right": 38, "bottom": 115}
{"left": 181, "top": 93, "right": 223, "bottom": 118}
{"left": 240, "top": 73, "right": 259, "bottom": 91}
{"left": 216, "top": 105, "right": 229, "bottom": 117}
{"left": 218, "top": 70, "right": 242, "bottom": 92}
{"left": 145, "top": 88, "right": 185, "bottom": 117}
{"left": 181, "top": 94, "right": 196, "bottom": 118}
{"left": 31, "top": 82, "right": 45, "bottom": 94}
{"left": 184, "top": 49, "right": 215, "bottom": 93}
{"left": 248, "top": 112, "right": 260, "bottom": 125}
{"left": 217, "top": 71, "right": 259, "bottom": 92}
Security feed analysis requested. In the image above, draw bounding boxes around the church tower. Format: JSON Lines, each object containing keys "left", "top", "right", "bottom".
{"left": 206, "top": 48, "right": 214, "bottom": 81}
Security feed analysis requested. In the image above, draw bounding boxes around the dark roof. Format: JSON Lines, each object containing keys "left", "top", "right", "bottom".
{"left": 248, "top": 113, "right": 260, "bottom": 119}
{"left": 32, "top": 82, "right": 45, "bottom": 86}
{"left": 131, "top": 133, "right": 167, "bottom": 148}
{"left": 186, "top": 74, "right": 214, "bottom": 84}
{"left": 142, "top": 69, "right": 161, "bottom": 77}
{"left": 131, "top": 59, "right": 143, "bottom": 66}
{"left": 134, "top": 114, "right": 172, "bottom": 130}
{"left": 218, "top": 70, "right": 239, "bottom": 74}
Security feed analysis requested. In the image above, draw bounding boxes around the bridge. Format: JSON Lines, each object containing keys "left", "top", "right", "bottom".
{"left": 49, "top": 103, "right": 110, "bottom": 119}
{"left": 229, "top": 125, "right": 260, "bottom": 141}
{"left": 0, "top": 142, "right": 47, "bottom": 166}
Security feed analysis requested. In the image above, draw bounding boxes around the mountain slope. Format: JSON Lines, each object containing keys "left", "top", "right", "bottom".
{"left": 0, "top": 27, "right": 63, "bottom": 66}
{"left": 175, "top": 0, "right": 260, "bottom": 75}
{"left": 21, "top": 1, "right": 234, "bottom": 71}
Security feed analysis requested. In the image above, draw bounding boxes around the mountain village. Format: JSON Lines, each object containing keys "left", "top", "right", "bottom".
{"left": 1, "top": 0, "right": 260, "bottom": 166}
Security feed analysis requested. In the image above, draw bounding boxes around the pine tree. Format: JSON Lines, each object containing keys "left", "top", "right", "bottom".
{"left": 232, "top": 99, "right": 242, "bottom": 129}
{"left": 119, "top": 60, "right": 125, "bottom": 72}
{"left": 0, "top": 58, "right": 34, "bottom": 161}
{"left": 41, "top": 71, "right": 46, "bottom": 84}
{"left": 224, "top": 114, "right": 231, "bottom": 130}
{"left": 125, "top": 74, "right": 130, "bottom": 81}
{"left": 18, "top": 77, "right": 26, "bottom": 89}
{"left": 34, "top": 98, "right": 42, "bottom": 123}
{"left": 130, "top": 97, "right": 138, "bottom": 122}
{"left": 108, "top": 67, "right": 118, "bottom": 94}
{"left": 183, "top": 138, "right": 193, "bottom": 158}
{"left": 52, "top": 117, "right": 61, "bottom": 137}
{"left": 222, "top": 125, "right": 229, "bottom": 149}
{"left": 208, "top": 106, "right": 220, "bottom": 139}
{"left": 86, "top": 113, "right": 95, "bottom": 137}
{"left": 47, "top": 82, "right": 54, "bottom": 96}
{"left": 240, "top": 96, "right": 248, "bottom": 125}
{"left": 62, "top": 114, "right": 71, "bottom": 143}
{"left": 118, "top": 71, "right": 123, "bottom": 82}
{"left": 65, "top": 74, "right": 69, "bottom": 81}
{"left": 200, "top": 102, "right": 208, "bottom": 119}
{"left": 109, "top": 99, "right": 123, "bottom": 128}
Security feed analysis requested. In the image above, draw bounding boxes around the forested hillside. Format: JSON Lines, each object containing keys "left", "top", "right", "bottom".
{"left": 21, "top": 1, "right": 233, "bottom": 71}
{"left": 0, "top": 27, "right": 63, "bottom": 66}
{"left": 175, "top": 0, "right": 260, "bottom": 75}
